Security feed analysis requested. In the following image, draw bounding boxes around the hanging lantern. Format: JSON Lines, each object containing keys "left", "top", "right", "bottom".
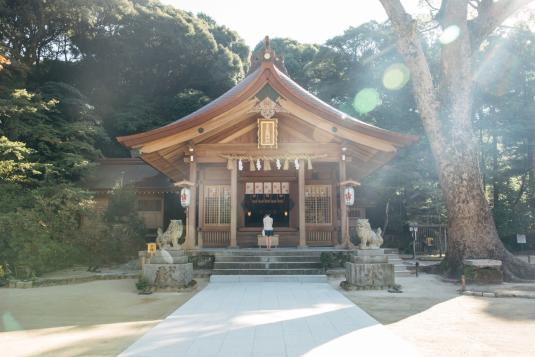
{"left": 249, "top": 158, "right": 255, "bottom": 171}
{"left": 276, "top": 159, "right": 282, "bottom": 170}
{"left": 344, "top": 186, "right": 355, "bottom": 206}
{"left": 256, "top": 159, "right": 262, "bottom": 170}
{"left": 294, "top": 159, "right": 300, "bottom": 170}
{"left": 264, "top": 159, "right": 271, "bottom": 171}
{"left": 283, "top": 159, "right": 289, "bottom": 170}
{"left": 238, "top": 159, "right": 243, "bottom": 171}
{"left": 307, "top": 158, "right": 313, "bottom": 170}
{"left": 180, "top": 187, "right": 192, "bottom": 207}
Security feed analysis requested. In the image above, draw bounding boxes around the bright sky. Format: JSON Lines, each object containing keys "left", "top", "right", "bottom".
{"left": 160, "top": 0, "right": 423, "bottom": 47}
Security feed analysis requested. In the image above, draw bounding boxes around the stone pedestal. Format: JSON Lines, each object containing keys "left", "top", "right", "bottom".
{"left": 463, "top": 259, "right": 503, "bottom": 284}
{"left": 344, "top": 249, "right": 395, "bottom": 290}
{"left": 143, "top": 249, "right": 193, "bottom": 289}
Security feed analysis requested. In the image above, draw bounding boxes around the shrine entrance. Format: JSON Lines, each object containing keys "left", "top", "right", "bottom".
{"left": 243, "top": 190, "right": 291, "bottom": 228}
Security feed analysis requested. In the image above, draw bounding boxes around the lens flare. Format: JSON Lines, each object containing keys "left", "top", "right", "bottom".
{"left": 382, "top": 63, "right": 410, "bottom": 90}
{"left": 352, "top": 88, "right": 381, "bottom": 114}
{"left": 439, "top": 25, "right": 460, "bottom": 45}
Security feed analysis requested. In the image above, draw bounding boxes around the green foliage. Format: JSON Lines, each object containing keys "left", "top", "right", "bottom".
{"left": 474, "top": 29, "right": 535, "bottom": 237}
{"left": 0, "top": 84, "right": 106, "bottom": 182}
{"left": 78, "top": 185, "right": 145, "bottom": 269}
{"left": 0, "top": 183, "right": 144, "bottom": 275}
{"left": 135, "top": 275, "right": 151, "bottom": 292}
{"left": 0, "top": 136, "right": 44, "bottom": 184}
{"left": 320, "top": 252, "right": 350, "bottom": 270}
{"left": 0, "top": 184, "right": 93, "bottom": 275}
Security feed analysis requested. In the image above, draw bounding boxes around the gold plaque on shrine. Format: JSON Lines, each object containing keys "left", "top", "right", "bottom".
{"left": 257, "top": 118, "right": 278, "bottom": 149}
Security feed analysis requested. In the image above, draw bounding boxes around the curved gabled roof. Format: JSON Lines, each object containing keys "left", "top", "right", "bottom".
{"left": 117, "top": 49, "right": 417, "bottom": 150}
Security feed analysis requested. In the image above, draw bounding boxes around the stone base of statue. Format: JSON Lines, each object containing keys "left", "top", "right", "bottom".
{"left": 143, "top": 249, "right": 193, "bottom": 289}
{"left": 342, "top": 249, "right": 395, "bottom": 290}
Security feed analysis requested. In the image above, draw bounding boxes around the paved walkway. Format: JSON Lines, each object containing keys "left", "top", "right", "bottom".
{"left": 120, "top": 279, "right": 419, "bottom": 357}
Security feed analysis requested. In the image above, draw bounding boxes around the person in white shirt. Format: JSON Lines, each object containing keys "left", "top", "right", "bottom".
{"left": 263, "top": 213, "right": 274, "bottom": 250}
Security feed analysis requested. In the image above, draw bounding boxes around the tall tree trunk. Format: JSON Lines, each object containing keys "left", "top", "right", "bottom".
{"left": 492, "top": 135, "right": 499, "bottom": 209}
{"left": 380, "top": 0, "right": 535, "bottom": 280}
{"left": 528, "top": 137, "right": 535, "bottom": 210}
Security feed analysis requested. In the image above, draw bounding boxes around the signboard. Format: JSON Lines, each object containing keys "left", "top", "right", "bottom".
{"left": 257, "top": 118, "right": 278, "bottom": 149}
{"left": 263, "top": 182, "right": 272, "bottom": 194}
{"left": 517, "top": 234, "right": 527, "bottom": 244}
{"left": 180, "top": 187, "right": 191, "bottom": 207}
{"left": 281, "top": 182, "right": 290, "bottom": 194}
{"left": 245, "top": 182, "right": 254, "bottom": 194}
{"left": 147, "top": 243, "right": 157, "bottom": 254}
{"left": 344, "top": 187, "right": 355, "bottom": 206}
{"left": 272, "top": 182, "right": 281, "bottom": 194}
{"left": 254, "top": 182, "right": 264, "bottom": 194}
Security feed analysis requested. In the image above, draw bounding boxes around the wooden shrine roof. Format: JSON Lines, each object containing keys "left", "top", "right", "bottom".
{"left": 116, "top": 38, "right": 417, "bottom": 181}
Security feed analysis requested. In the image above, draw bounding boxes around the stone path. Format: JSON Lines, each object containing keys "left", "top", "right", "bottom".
{"left": 120, "top": 278, "right": 419, "bottom": 357}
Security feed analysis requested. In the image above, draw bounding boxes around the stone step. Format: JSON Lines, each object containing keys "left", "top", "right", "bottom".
{"left": 395, "top": 270, "right": 412, "bottom": 277}
{"left": 212, "top": 268, "right": 324, "bottom": 275}
{"left": 215, "top": 255, "right": 321, "bottom": 263}
{"left": 214, "top": 262, "right": 321, "bottom": 270}
{"left": 213, "top": 250, "right": 323, "bottom": 257}
{"left": 210, "top": 275, "right": 328, "bottom": 283}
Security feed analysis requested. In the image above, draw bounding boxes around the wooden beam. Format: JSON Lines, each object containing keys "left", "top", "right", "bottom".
{"left": 339, "top": 159, "right": 351, "bottom": 248}
{"left": 298, "top": 160, "right": 307, "bottom": 248}
{"left": 229, "top": 160, "right": 238, "bottom": 247}
{"left": 279, "top": 121, "right": 315, "bottom": 143}
{"left": 279, "top": 99, "right": 397, "bottom": 152}
{"left": 185, "top": 161, "right": 197, "bottom": 249}
{"left": 139, "top": 99, "right": 256, "bottom": 153}
{"left": 219, "top": 122, "right": 257, "bottom": 143}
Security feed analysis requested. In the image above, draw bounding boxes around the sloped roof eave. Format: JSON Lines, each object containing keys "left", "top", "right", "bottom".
{"left": 117, "top": 61, "right": 417, "bottom": 149}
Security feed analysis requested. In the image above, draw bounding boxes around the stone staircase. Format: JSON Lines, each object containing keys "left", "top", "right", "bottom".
{"left": 212, "top": 250, "right": 324, "bottom": 275}
{"left": 384, "top": 248, "right": 411, "bottom": 277}
{"left": 209, "top": 248, "right": 411, "bottom": 277}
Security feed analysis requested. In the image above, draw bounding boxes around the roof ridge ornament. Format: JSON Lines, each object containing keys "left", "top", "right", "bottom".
{"left": 247, "top": 36, "right": 288, "bottom": 75}
{"left": 249, "top": 97, "right": 287, "bottom": 119}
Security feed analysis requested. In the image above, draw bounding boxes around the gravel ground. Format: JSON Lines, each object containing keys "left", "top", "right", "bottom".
{"left": 1, "top": 278, "right": 207, "bottom": 357}
{"left": 2, "top": 273, "right": 535, "bottom": 356}
{"left": 334, "top": 274, "right": 535, "bottom": 356}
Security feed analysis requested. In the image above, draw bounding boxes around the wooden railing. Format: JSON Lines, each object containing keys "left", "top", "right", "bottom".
{"left": 306, "top": 229, "right": 334, "bottom": 246}
{"left": 199, "top": 227, "right": 230, "bottom": 248}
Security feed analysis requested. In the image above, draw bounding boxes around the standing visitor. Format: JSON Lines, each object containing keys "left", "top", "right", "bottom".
{"left": 263, "top": 213, "right": 274, "bottom": 250}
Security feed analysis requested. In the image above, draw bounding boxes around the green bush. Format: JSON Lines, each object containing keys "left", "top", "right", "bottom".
{"left": 320, "top": 252, "right": 350, "bottom": 270}
{"left": 135, "top": 275, "right": 151, "bottom": 292}
{"left": 0, "top": 184, "right": 145, "bottom": 276}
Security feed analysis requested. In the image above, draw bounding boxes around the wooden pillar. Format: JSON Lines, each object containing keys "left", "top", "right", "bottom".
{"left": 186, "top": 160, "right": 197, "bottom": 249}
{"left": 339, "top": 159, "right": 351, "bottom": 248}
{"left": 229, "top": 159, "right": 238, "bottom": 248}
{"left": 298, "top": 159, "right": 307, "bottom": 248}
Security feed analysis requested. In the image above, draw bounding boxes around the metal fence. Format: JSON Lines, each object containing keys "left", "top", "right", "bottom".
{"left": 412, "top": 224, "right": 448, "bottom": 256}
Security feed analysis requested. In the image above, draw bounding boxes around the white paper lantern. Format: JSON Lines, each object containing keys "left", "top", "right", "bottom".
{"left": 344, "top": 187, "right": 355, "bottom": 206}
{"left": 180, "top": 187, "right": 191, "bottom": 208}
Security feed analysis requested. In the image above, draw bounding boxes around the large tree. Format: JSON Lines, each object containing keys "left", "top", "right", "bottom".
{"left": 379, "top": 0, "right": 535, "bottom": 279}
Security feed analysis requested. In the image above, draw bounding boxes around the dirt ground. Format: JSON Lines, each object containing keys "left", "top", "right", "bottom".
{"left": 0, "top": 279, "right": 207, "bottom": 357}
{"left": 335, "top": 274, "right": 535, "bottom": 356}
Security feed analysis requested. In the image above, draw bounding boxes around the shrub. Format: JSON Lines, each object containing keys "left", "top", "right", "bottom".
{"left": 0, "top": 183, "right": 145, "bottom": 276}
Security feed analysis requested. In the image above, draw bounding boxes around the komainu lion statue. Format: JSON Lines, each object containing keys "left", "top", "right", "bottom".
{"left": 356, "top": 219, "right": 384, "bottom": 249}
{"left": 156, "top": 219, "right": 184, "bottom": 250}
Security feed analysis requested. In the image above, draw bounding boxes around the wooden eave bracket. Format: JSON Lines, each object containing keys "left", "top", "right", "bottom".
{"left": 340, "top": 179, "right": 361, "bottom": 187}
{"left": 174, "top": 180, "right": 195, "bottom": 187}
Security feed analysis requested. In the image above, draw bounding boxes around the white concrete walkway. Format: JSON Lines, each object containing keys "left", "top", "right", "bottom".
{"left": 120, "top": 279, "right": 419, "bottom": 357}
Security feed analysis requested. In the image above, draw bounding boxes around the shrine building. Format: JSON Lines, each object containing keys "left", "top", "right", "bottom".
{"left": 112, "top": 38, "right": 416, "bottom": 249}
